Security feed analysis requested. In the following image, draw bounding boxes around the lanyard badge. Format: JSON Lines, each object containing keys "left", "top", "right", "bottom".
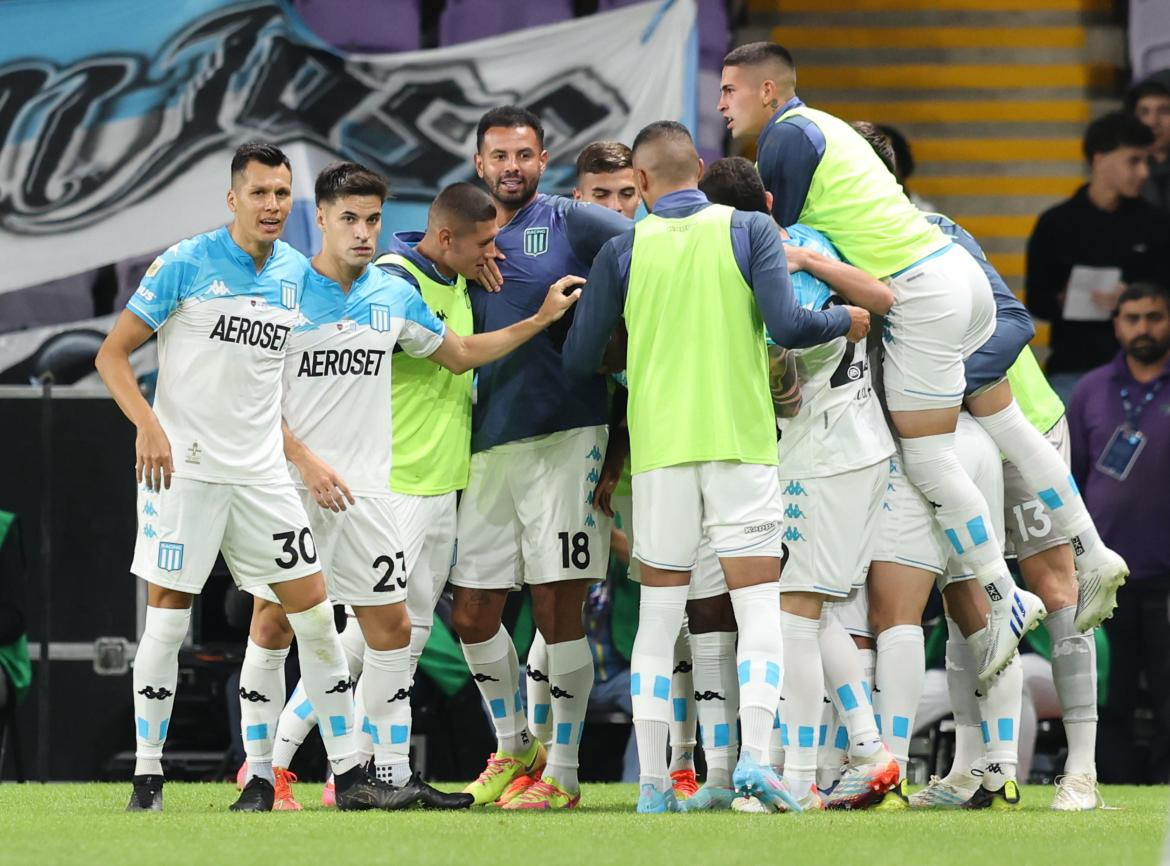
{"left": 1096, "top": 425, "right": 1146, "bottom": 481}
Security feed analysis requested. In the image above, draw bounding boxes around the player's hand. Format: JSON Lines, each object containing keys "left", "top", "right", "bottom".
{"left": 593, "top": 457, "right": 622, "bottom": 518}
{"left": 844, "top": 305, "right": 870, "bottom": 342}
{"left": 299, "top": 453, "right": 354, "bottom": 512}
{"left": 477, "top": 251, "right": 506, "bottom": 293}
{"left": 135, "top": 419, "right": 174, "bottom": 492}
{"left": 535, "top": 275, "right": 585, "bottom": 326}
{"left": 784, "top": 244, "right": 811, "bottom": 274}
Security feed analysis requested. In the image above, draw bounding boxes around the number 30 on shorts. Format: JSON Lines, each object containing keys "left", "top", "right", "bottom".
{"left": 373, "top": 551, "right": 407, "bottom": 592}
{"left": 273, "top": 528, "right": 317, "bottom": 569}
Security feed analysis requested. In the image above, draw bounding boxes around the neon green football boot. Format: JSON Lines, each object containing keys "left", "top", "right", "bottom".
{"left": 462, "top": 739, "right": 546, "bottom": 806}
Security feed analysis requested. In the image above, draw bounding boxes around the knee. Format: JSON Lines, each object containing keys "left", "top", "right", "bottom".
{"left": 360, "top": 606, "right": 412, "bottom": 652}
{"left": 451, "top": 594, "right": 497, "bottom": 645}
{"left": 251, "top": 600, "right": 294, "bottom": 648}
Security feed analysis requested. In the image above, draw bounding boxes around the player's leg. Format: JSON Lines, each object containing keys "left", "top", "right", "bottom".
{"left": 233, "top": 595, "right": 292, "bottom": 809}
{"left": 396, "top": 490, "right": 458, "bottom": 683}
{"left": 629, "top": 464, "right": 702, "bottom": 813}
{"left": 449, "top": 447, "right": 540, "bottom": 805}
{"left": 969, "top": 383, "right": 1127, "bottom": 623}
{"left": 501, "top": 427, "right": 611, "bottom": 810}
{"left": 668, "top": 619, "right": 699, "bottom": 798}
{"left": 677, "top": 575, "right": 740, "bottom": 812}
{"left": 526, "top": 630, "right": 553, "bottom": 748}
{"left": 126, "top": 476, "right": 226, "bottom": 812}
{"left": 885, "top": 248, "right": 1043, "bottom": 679}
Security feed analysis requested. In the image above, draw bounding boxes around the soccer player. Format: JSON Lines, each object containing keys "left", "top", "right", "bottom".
{"left": 856, "top": 122, "right": 1103, "bottom": 809}
{"left": 718, "top": 42, "right": 1128, "bottom": 681}
{"left": 96, "top": 143, "right": 399, "bottom": 813}
{"left": 572, "top": 141, "right": 641, "bottom": 218}
{"left": 563, "top": 121, "right": 868, "bottom": 813}
{"left": 692, "top": 156, "right": 897, "bottom": 812}
{"left": 449, "top": 107, "right": 632, "bottom": 811}
{"left": 241, "top": 170, "right": 583, "bottom": 811}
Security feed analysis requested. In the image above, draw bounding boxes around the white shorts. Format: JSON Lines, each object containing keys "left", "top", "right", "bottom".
{"left": 632, "top": 461, "right": 784, "bottom": 570}
{"left": 613, "top": 492, "right": 726, "bottom": 600}
{"left": 882, "top": 244, "right": 997, "bottom": 412}
{"left": 872, "top": 413, "right": 1005, "bottom": 586}
{"left": 392, "top": 491, "right": 458, "bottom": 627}
{"left": 1004, "top": 415, "right": 1071, "bottom": 561}
{"left": 132, "top": 476, "right": 318, "bottom": 595}
{"left": 778, "top": 461, "right": 888, "bottom": 598}
{"left": 450, "top": 427, "right": 612, "bottom": 590}
{"left": 253, "top": 492, "right": 405, "bottom": 607}
{"left": 826, "top": 584, "right": 872, "bottom": 640}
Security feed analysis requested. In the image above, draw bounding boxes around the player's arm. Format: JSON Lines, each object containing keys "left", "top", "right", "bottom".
{"left": 784, "top": 244, "right": 894, "bottom": 314}
{"left": 281, "top": 419, "right": 354, "bottom": 513}
{"left": 594, "top": 384, "right": 629, "bottom": 518}
{"left": 768, "top": 345, "right": 802, "bottom": 419}
{"left": 563, "top": 236, "right": 629, "bottom": 377}
{"left": 95, "top": 310, "right": 174, "bottom": 491}
{"left": 564, "top": 199, "right": 633, "bottom": 263}
{"left": 756, "top": 121, "right": 821, "bottom": 227}
{"left": 742, "top": 213, "right": 868, "bottom": 347}
{"left": 1066, "top": 382, "right": 1091, "bottom": 492}
{"left": 428, "top": 275, "right": 584, "bottom": 374}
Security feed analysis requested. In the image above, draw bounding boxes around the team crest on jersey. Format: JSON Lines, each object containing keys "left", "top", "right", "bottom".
{"left": 523, "top": 227, "right": 549, "bottom": 257}
{"left": 157, "top": 541, "right": 184, "bottom": 572}
{"left": 280, "top": 280, "right": 298, "bottom": 309}
{"left": 370, "top": 305, "right": 392, "bottom": 332}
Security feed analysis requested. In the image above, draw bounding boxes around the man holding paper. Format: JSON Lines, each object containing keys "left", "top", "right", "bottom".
{"left": 1026, "top": 111, "right": 1170, "bottom": 404}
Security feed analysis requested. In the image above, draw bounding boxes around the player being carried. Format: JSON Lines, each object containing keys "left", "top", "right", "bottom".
{"left": 239, "top": 166, "right": 581, "bottom": 811}
{"left": 97, "top": 144, "right": 399, "bottom": 813}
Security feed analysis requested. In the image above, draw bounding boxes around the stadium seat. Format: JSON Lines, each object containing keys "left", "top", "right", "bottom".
{"left": 438, "top": 0, "right": 574, "bottom": 47}
{"left": 290, "top": 0, "right": 422, "bottom": 52}
{"left": 1130, "top": 0, "right": 1170, "bottom": 80}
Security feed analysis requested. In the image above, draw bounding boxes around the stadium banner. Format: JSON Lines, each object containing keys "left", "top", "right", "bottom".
{"left": 0, "top": 0, "right": 697, "bottom": 294}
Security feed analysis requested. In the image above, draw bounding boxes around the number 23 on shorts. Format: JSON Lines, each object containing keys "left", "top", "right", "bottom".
{"left": 373, "top": 551, "right": 407, "bottom": 592}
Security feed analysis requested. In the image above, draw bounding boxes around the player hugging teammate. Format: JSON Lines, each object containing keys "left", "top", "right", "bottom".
{"left": 101, "top": 52, "right": 1120, "bottom": 815}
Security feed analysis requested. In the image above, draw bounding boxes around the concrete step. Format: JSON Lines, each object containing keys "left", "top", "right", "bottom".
{"left": 773, "top": 25, "right": 1087, "bottom": 49}
{"left": 913, "top": 159, "right": 1086, "bottom": 176}
{"left": 863, "top": 121, "right": 1088, "bottom": 138}
{"left": 753, "top": 11, "right": 1109, "bottom": 27}
{"left": 797, "top": 62, "right": 1116, "bottom": 90}
{"left": 748, "top": 0, "right": 1111, "bottom": 12}
{"left": 911, "top": 175, "right": 1083, "bottom": 197}
{"left": 923, "top": 193, "right": 1068, "bottom": 215}
{"left": 814, "top": 97, "right": 1120, "bottom": 124}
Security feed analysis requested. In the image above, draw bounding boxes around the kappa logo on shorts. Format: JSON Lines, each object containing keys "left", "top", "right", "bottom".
{"left": 783, "top": 504, "right": 806, "bottom": 520}
{"left": 280, "top": 279, "right": 298, "bottom": 309}
{"left": 784, "top": 481, "right": 807, "bottom": 497}
{"left": 782, "top": 526, "right": 806, "bottom": 543}
{"left": 157, "top": 541, "right": 183, "bottom": 571}
{"left": 523, "top": 226, "right": 549, "bottom": 256}
{"left": 370, "top": 303, "right": 392, "bottom": 332}
{"left": 745, "top": 521, "right": 776, "bottom": 535}
{"left": 584, "top": 514, "right": 597, "bottom": 528}
{"left": 143, "top": 525, "right": 158, "bottom": 539}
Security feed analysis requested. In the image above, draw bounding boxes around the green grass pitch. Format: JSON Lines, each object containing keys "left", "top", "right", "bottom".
{"left": 0, "top": 783, "right": 1165, "bottom": 866}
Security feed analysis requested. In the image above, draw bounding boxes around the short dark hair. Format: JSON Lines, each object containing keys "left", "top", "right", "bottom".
{"left": 723, "top": 41, "right": 795, "bottom": 71}
{"left": 1115, "top": 281, "right": 1170, "bottom": 314}
{"left": 230, "top": 142, "right": 290, "bottom": 180}
{"left": 575, "top": 141, "right": 633, "bottom": 179}
{"left": 476, "top": 106, "right": 544, "bottom": 153}
{"left": 314, "top": 161, "right": 389, "bottom": 205}
{"left": 430, "top": 181, "right": 497, "bottom": 228}
{"left": 1083, "top": 111, "right": 1155, "bottom": 162}
{"left": 631, "top": 120, "right": 693, "bottom": 154}
{"left": 877, "top": 124, "right": 914, "bottom": 179}
{"left": 850, "top": 121, "right": 898, "bottom": 176}
{"left": 1125, "top": 77, "right": 1170, "bottom": 113}
{"left": 698, "top": 157, "right": 768, "bottom": 214}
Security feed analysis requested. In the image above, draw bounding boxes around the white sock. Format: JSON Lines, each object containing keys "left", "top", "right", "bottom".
{"left": 730, "top": 582, "right": 784, "bottom": 765}
{"left": 133, "top": 606, "right": 190, "bottom": 777}
{"left": 900, "top": 434, "right": 1013, "bottom": 581}
{"left": 409, "top": 623, "right": 430, "bottom": 685}
{"left": 780, "top": 611, "right": 822, "bottom": 798}
{"left": 272, "top": 679, "right": 314, "bottom": 769}
{"left": 286, "top": 601, "right": 358, "bottom": 776}
{"left": 461, "top": 626, "right": 530, "bottom": 756}
{"left": 362, "top": 645, "right": 412, "bottom": 787}
{"left": 239, "top": 638, "right": 288, "bottom": 785}
{"left": 819, "top": 616, "right": 882, "bottom": 761}
{"left": 874, "top": 625, "right": 924, "bottom": 777}
{"left": 353, "top": 677, "right": 374, "bottom": 767}
{"left": 545, "top": 637, "right": 593, "bottom": 793}
{"left": 975, "top": 402, "right": 1095, "bottom": 547}
{"left": 769, "top": 707, "right": 786, "bottom": 772}
{"left": 976, "top": 652, "right": 1022, "bottom": 789}
{"left": 668, "top": 622, "right": 697, "bottom": 773}
{"left": 1045, "top": 605, "right": 1098, "bottom": 775}
{"left": 340, "top": 617, "right": 367, "bottom": 679}
{"left": 817, "top": 696, "right": 845, "bottom": 790}
{"left": 526, "top": 630, "right": 553, "bottom": 746}
{"left": 945, "top": 618, "right": 984, "bottom": 780}
{"left": 632, "top": 584, "right": 688, "bottom": 791}
{"left": 690, "top": 630, "right": 738, "bottom": 788}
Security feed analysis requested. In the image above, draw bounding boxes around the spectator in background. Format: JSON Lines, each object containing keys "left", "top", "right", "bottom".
{"left": 1067, "top": 282, "right": 1170, "bottom": 783}
{"left": 875, "top": 124, "right": 937, "bottom": 212}
{"left": 1026, "top": 111, "right": 1170, "bottom": 404}
{"left": 1127, "top": 74, "right": 1170, "bottom": 213}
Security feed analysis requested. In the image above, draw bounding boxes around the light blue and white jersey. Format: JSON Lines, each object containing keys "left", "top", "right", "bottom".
{"left": 777, "top": 224, "right": 894, "bottom": 478}
{"left": 125, "top": 226, "right": 308, "bottom": 484}
{"left": 282, "top": 264, "right": 446, "bottom": 497}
